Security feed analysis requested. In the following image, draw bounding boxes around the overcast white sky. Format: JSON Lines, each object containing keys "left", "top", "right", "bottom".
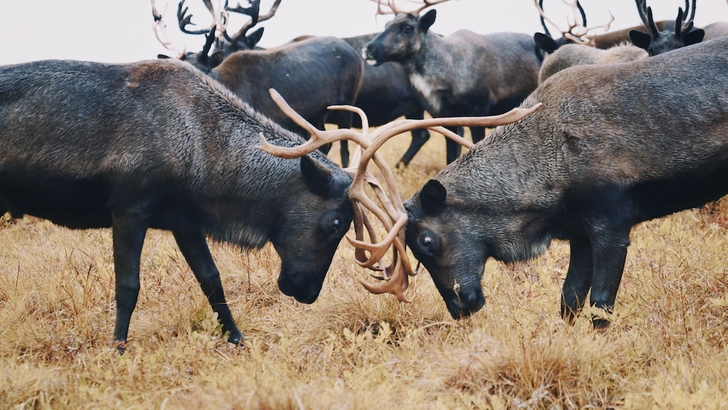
{"left": 1, "top": 0, "right": 727, "bottom": 65}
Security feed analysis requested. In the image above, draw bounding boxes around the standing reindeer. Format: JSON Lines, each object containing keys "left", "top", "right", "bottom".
{"left": 403, "top": 36, "right": 728, "bottom": 325}
{"left": 364, "top": 0, "right": 542, "bottom": 165}
{"left": 0, "top": 58, "right": 356, "bottom": 350}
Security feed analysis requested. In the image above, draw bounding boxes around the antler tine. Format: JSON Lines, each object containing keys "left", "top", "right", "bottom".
{"left": 370, "top": 0, "right": 399, "bottom": 15}
{"left": 226, "top": 0, "right": 282, "bottom": 42}
{"left": 257, "top": 89, "right": 371, "bottom": 158}
{"left": 635, "top": 0, "right": 649, "bottom": 27}
{"left": 152, "top": 0, "right": 186, "bottom": 59}
{"left": 682, "top": 0, "right": 696, "bottom": 32}
{"left": 177, "top": 0, "right": 209, "bottom": 34}
{"left": 537, "top": 0, "right": 552, "bottom": 37}
{"left": 534, "top": 0, "right": 564, "bottom": 38}
{"left": 371, "top": 0, "right": 450, "bottom": 16}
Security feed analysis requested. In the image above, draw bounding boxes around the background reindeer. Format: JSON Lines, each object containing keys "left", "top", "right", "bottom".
{"left": 154, "top": 0, "right": 363, "bottom": 167}
{"left": 628, "top": 0, "right": 704, "bottom": 55}
{"left": 364, "top": 0, "right": 542, "bottom": 165}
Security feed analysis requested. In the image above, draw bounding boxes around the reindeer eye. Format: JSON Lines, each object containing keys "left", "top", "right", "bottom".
{"left": 420, "top": 235, "right": 433, "bottom": 249}
{"left": 330, "top": 218, "right": 343, "bottom": 235}
{"left": 401, "top": 24, "right": 414, "bottom": 35}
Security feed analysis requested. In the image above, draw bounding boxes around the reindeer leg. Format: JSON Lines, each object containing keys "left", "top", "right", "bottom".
{"left": 396, "top": 110, "right": 430, "bottom": 168}
{"left": 111, "top": 210, "right": 149, "bottom": 353}
{"left": 470, "top": 126, "right": 486, "bottom": 144}
{"left": 445, "top": 125, "right": 463, "bottom": 164}
{"left": 561, "top": 236, "right": 593, "bottom": 324}
{"left": 173, "top": 229, "right": 243, "bottom": 345}
{"left": 588, "top": 227, "right": 630, "bottom": 329}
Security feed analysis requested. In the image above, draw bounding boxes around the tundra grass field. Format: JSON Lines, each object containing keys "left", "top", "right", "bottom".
{"left": 1, "top": 129, "right": 727, "bottom": 409}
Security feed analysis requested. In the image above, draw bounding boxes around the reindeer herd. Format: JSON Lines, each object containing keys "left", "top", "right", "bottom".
{"left": 0, "top": 0, "right": 727, "bottom": 350}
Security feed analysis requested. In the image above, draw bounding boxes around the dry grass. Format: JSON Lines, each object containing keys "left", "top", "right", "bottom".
{"left": 1, "top": 128, "right": 727, "bottom": 409}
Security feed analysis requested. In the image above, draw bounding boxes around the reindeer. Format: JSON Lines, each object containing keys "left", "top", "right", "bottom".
{"left": 403, "top": 36, "right": 728, "bottom": 325}
{"left": 0, "top": 58, "right": 357, "bottom": 350}
{"left": 628, "top": 0, "right": 704, "bottom": 56}
{"left": 364, "top": 0, "right": 542, "bottom": 165}
{"left": 154, "top": 0, "right": 363, "bottom": 167}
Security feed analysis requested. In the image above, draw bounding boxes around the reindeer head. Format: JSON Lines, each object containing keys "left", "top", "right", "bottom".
{"left": 152, "top": 0, "right": 283, "bottom": 73}
{"left": 629, "top": 0, "right": 704, "bottom": 56}
{"left": 362, "top": 0, "right": 448, "bottom": 65}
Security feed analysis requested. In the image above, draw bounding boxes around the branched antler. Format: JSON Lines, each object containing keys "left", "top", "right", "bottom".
{"left": 371, "top": 0, "right": 453, "bottom": 16}
{"left": 225, "top": 0, "right": 283, "bottom": 44}
{"left": 534, "top": 0, "right": 614, "bottom": 46}
{"left": 258, "top": 89, "right": 542, "bottom": 302}
{"left": 152, "top": 0, "right": 186, "bottom": 58}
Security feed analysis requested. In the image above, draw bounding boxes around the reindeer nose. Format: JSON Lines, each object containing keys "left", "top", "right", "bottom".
{"left": 447, "top": 287, "right": 486, "bottom": 319}
{"left": 364, "top": 43, "right": 381, "bottom": 63}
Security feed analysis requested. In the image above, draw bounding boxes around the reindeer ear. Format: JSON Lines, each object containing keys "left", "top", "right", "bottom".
{"left": 419, "top": 9, "right": 437, "bottom": 33}
{"left": 683, "top": 29, "right": 705, "bottom": 46}
{"left": 629, "top": 30, "right": 652, "bottom": 51}
{"left": 420, "top": 179, "right": 447, "bottom": 216}
{"left": 301, "top": 155, "right": 333, "bottom": 198}
{"left": 246, "top": 27, "right": 265, "bottom": 49}
{"left": 534, "top": 32, "right": 559, "bottom": 54}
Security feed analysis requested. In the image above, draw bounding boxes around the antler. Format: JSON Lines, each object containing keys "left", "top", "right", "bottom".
{"left": 635, "top": 0, "right": 660, "bottom": 38}
{"left": 175, "top": 0, "right": 228, "bottom": 38}
{"left": 371, "top": 0, "right": 452, "bottom": 16}
{"left": 258, "top": 88, "right": 542, "bottom": 302}
{"left": 534, "top": 0, "right": 613, "bottom": 46}
{"left": 224, "top": 0, "right": 283, "bottom": 43}
{"left": 679, "top": 0, "right": 697, "bottom": 33}
{"left": 152, "top": 0, "right": 186, "bottom": 58}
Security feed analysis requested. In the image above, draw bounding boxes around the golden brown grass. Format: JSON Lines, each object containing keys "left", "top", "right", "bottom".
{"left": 1, "top": 129, "right": 727, "bottom": 409}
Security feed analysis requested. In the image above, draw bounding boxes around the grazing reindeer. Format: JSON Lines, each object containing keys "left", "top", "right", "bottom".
{"left": 154, "top": 1, "right": 363, "bottom": 167}
{"left": 0, "top": 59, "right": 356, "bottom": 350}
{"left": 537, "top": 42, "right": 647, "bottom": 84}
{"left": 404, "top": 37, "right": 728, "bottom": 325}
{"left": 364, "top": 0, "right": 542, "bottom": 165}
{"left": 628, "top": 0, "right": 704, "bottom": 55}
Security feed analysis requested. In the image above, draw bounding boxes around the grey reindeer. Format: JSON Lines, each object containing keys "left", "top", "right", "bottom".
{"left": 363, "top": 0, "right": 542, "bottom": 165}
{"left": 0, "top": 58, "right": 355, "bottom": 350}
{"left": 403, "top": 36, "right": 728, "bottom": 326}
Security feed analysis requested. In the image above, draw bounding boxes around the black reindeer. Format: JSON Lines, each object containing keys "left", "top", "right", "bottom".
{"left": 0, "top": 59, "right": 355, "bottom": 350}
